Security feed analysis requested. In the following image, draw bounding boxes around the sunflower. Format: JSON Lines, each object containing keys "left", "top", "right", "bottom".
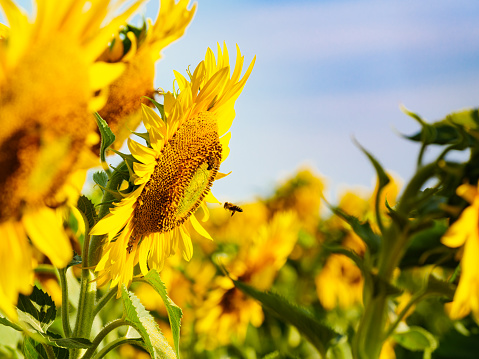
{"left": 195, "top": 211, "right": 299, "bottom": 348}
{"left": 91, "top": 43, "right": 255, "bottom": 292}
{"left": 0, "top": 0, "right": 145, "bottom": 320}
{"left": 97, "top": 0, "right": 196, "bottom": 151}
{"left": 441, "top": 182, "right": 479, "bottom": 321}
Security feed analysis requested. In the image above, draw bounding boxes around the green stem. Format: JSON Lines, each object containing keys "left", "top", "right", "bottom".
{"left": 92, "top": 338, "right": 146, "bottom": 359}
{"left": 88, "top": 162, "right": 128, "bottom": 267}
{"left": 57, "top": 267, "right": 71, "bottom": 337}
{"left": 71, "top": 215, "right": 96, "bottom": 359}
{"left": 93, "top": 288, "right": 117, "bottom": 319}
{"left": 80, "top": 319, "right": 129, "bottom": 359}
{"left": 41, "top": 342, "right": 56, "bottom": 359}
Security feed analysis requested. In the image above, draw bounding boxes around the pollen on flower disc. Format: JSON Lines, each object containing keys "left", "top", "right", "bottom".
{"left": 133, "top": 111, "right": 222, "bottom": 236}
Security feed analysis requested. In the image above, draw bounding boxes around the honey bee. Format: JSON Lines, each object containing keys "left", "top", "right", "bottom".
{"left": 223, "top": 202, "right": 243, "bottom": 216}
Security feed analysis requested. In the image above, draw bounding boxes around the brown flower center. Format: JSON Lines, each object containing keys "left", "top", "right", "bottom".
{"left": 133, "top": 111, "right": 222, "bottom": 237}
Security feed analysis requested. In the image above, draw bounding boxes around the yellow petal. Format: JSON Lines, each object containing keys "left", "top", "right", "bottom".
{"left": 23, "top": 207, "right": 72, "bottom": 268}
{"left": 89, "top": 62, "right": 125, "bottom": 91}
{"left": 204, "top": 191, "right": 221, "bottom": 204}
{"left": 190, "top": 214, "right": 213, "bottom": 240}
{"left": 219, "top": 131, "right": 231, "bottom": 161}
{"left": 442, "top": 206, "right": 477, "bottom": 248}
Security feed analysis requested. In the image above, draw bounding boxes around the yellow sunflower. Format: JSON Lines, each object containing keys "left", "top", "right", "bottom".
{"left": 97, "top": 0, "right": 196, "bottom": 150}
{"left": 441, "top": 182, "right": 479, "bottom": 321}
{"left": 0, "top": 0, "right": 144, "bottom": 320}
{"left": 91, "top": 43, "right": 255, "bottom": 292}
{"left": 195, "top": 211, "right": 299, "bottom": 349}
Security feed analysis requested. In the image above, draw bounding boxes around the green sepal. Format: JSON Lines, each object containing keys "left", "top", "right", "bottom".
{"left": 121, "top": 285, "right": 176, "bottom": 359}
{"left": 144, "top": 97, "right": 165, "bottom": 122}
{"left": 393, "top": 326, "right": 438, "bottom": 353}
{"left": 119, "top": 22, "right": 148, "bottom": 54}
{"left": 77, "top": 195, "right": 98, "bottom": 231}
{"left": 92, "top": 171, "right": 109, "bottom": 193}
{"left": 142, "top": 270, "right": 183, "bottom": 358}
{"left": 132, "top": 131, "right": 151, "bottom": 147}
{"left": 327, "top": 206, "right": 380, "bottom": 253}
{"left": 67, "top": 254, "right": 82, "bottom": 269}
{"left": 232, "top": 279, "right": 338, "bottom": 357}
{"left": 94, "top": 112, "right": 116, "bottom": 164}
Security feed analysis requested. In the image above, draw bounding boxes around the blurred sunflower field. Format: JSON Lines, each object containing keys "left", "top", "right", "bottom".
{"left": 1, "top": 1, "right": 479, "bottom": 359}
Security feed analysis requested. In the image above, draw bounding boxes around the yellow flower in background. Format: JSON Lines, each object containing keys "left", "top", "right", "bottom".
{"left": 0, "top": 0, "right": 144, "bottom": 320}
{"left": 97, "top": 0, "right": 196, "bottom": 150}
{"left": 315, "top": 244, "right": 364, "bottom": 310}
{"left": 265, "top": 168, "right": 324, "bottom": 233}
{"left": 195, "top": 211, "right": 298, "bottom": 348}
{"left": 91, "top": 43, "right": 255, "bottom": 292}
{"left": 441, "top": 182, "right": 479, "bottom": 321}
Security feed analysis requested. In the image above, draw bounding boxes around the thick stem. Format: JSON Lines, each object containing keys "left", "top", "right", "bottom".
{"left": 71, "top": 215, "right": 96, "bottom": 359}
{"left": 57, "top": 267, "right": 71, "bottom": 337}
{"left": 80, "top": 319, "right": 129, "bottom": 359}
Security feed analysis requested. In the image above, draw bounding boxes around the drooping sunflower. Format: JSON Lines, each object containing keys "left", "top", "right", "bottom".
{"left": 97, "top": 0, "right": 197, "bottom": 150}
{"left": 0, "top": 0, "right": 145, "bottom": 320}
{"left": 91, "top": 43, "right": 255, "bottom": 291}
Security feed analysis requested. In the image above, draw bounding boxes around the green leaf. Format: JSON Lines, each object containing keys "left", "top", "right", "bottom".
{"left": 393, "top": 326, "right": 438, "bottom": 352}
{"left": 24, "top": 336, "right": 68, "bottom": 359}
{"left": 17, "top": 286, "right": 56, "bottom": 333}
{"left": 50, "top": 337, "right": 93, "bottom": 349}
{"left": 92, "top": 171, "right": 109, "bottom": 193}
{"left": 121, "top": 285, "right": 176, "bottom": 359}
{"left": 143, "top": 270, "right": 183, "bottom": 358}
{"left": 77, "top": 195, "right": 98, "bottom": 230}
{"left": 327, "top": 206, "right": 380, "bottom": 253}
{"left": 233, "top": 280, "right": 338, "bottom": 357}
{"left": 94, "top": 112, "right": 116, "bottom": 163}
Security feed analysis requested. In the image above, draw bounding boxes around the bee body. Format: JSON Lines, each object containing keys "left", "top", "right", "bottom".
{"left": 224, "top": 202, "right": 243, "bottom": 216}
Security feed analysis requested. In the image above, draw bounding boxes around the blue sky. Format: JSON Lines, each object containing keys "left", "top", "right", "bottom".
{"left": 4, "top": 0, "right": 479, "bottom": 203}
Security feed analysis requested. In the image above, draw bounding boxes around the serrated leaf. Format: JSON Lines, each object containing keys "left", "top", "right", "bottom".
{"left": 17, "top": 286, "right": 56, "bottom": 333}
{"left": 77, "top": 195, "right": 98, "bottom": 230}
{"left": 143, "top": 270, "right": 182, "bottom": 358}
{"left": 233, "top": 280, "right": 338, "bottom": 356}
{"left": 328, "top": 206, "right": 380, "bottom": 253}
{"left": 23, "top": 337, "right": 47, "bottom": 359}
{"left": 24, "top": 335, "right": 69, "bottom": 359}
{"left": 50, "top": 337, "right": 93, "bottom": 349}
{"left": 92, "top": 171, "right": 109, "bottom": 193}
{"left": 121, "top": 285, "right": 176, "bottom": 359}
{"left": 94, "top": 112, "right": 116, "bottom": 163}
{"left": 393, "top": 326, "right": 438, "bottom": 352}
